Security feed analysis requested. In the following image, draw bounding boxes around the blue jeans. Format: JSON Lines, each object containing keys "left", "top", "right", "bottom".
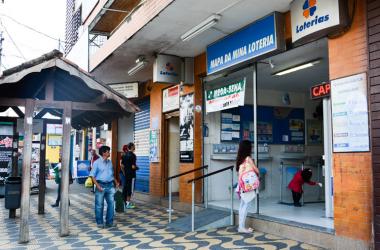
{"left": 95, "top": 182, "right": 115, "bottom": 225}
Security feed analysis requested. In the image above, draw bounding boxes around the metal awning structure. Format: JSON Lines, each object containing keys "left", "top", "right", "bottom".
{"left": 0, "top": 50, "right": 139, "bottom": 243}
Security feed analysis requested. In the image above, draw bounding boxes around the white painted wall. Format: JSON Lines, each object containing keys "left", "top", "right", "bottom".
{"left": 66, "top": 27, "right": 89, "bottom": 71}
{"left": 118, "top": 115, "right": 134, "bottom": 151}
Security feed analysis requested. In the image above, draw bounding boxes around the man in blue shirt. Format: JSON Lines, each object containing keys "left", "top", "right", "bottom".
{"left": 90, "top": 146, "right": 119, "bottom": 228}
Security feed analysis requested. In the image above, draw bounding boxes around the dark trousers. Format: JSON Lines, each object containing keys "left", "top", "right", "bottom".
{"left": 56, "top": 183, "right": 61, "bottom": 204}
{"left": 292, "top": 191, "right": 302, "bottom": 205}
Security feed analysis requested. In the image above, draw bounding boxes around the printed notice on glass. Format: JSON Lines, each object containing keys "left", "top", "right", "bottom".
{"left": 331, "top": 73, "right": 369, "bottom": 152}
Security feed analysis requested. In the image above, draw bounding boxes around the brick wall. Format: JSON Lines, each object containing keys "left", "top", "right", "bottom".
{"left": 328, "top": 0, "right": 373, "bottom": 242}
{"left": 368, "top": 0, "right": 380, "bottom": 247}
{"left": 179, "top": 53, "right": 206, "bottom": 203}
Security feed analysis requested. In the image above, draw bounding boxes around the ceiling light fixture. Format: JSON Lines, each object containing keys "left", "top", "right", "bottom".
{"left": 128, "top": 56, "right": 147, "bottom": 76}
{"left": 274, "top": 59, "right": 321, "bottom": 76}
{"left": 181, "top": 14, "right": 221, "bottom": 42}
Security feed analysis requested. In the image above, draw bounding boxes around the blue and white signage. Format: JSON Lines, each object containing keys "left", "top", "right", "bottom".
{"left": 206, "top": 13, "right": 283, "bottom": 75}
{"left": 291, "top": 0, "right": 341, "bottom": 43}
{"left": 331, "top": 73, "right": 369, "bottom": 152}
{"left": 153, "top": 54, "right": 182, "bottom": 83}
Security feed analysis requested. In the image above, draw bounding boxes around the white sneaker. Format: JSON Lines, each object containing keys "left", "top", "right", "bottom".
{"left": 238, "top": 227, "right": 254, "bottom": 233}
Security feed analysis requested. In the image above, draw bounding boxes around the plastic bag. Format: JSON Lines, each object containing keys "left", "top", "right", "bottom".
{"left": 85, "top": 177, "right": 93, "bottom": 188}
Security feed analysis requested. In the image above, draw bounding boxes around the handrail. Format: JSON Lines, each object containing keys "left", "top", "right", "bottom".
{"left": 166, "top": 165, "right": 208, "bottom": 181}
{"left": 187, "top": 165, "right": 234, "bottom": 184}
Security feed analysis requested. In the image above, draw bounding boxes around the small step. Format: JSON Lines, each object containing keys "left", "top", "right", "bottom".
{"left": 168, "top": 208, "right": 232, "bottom": 232}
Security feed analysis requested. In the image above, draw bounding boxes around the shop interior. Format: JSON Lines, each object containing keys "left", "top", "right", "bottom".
{"left": 204, "top": 38, "right": 334, "bottom": 230}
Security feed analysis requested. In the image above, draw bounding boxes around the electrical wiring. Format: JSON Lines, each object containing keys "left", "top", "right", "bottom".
{"left": 0, "top": 18, "right": 26, "bottom": 60}
{"left": 0, "top": 13, "right": 74, "bottom": 45}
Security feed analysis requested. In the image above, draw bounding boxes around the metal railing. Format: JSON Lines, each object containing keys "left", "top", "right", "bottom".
{"left": 187, "top": 165, "right": 235, "bottom": 232}
{"left": 165, "top": 165, "right": 208, "bottom": 223}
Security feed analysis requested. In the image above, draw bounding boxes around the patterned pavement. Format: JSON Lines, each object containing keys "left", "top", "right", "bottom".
{"left": 0, "top": 181, "right": 323, "bottom": 249}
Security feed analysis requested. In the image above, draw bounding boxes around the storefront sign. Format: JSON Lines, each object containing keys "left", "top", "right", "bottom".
{"left": 109, "top": 82, "right": 138, "bottom": 98}
{"left": 206, "top": 12, "right": 284, "bottom": 74}
{"left": 149, "top": 129, "right": 159, "bottom": 162}
{"left": 162, "top": 85, "right": 179, "bottom": 113}
{"left": 331, "top": 73, "right": 369, "bottom": 152}
{"left": 180, "top": 93, "right": 194, "bottom": 163}
{"left": 205, "top": 78, "right": 246, "bottom": 113}
{"left": 153, "top": 54, "right": 182, "bottom": 84}
{"left": 291, "top": 0, "right": 342, "bottom": 43}
{"left": 310, "top": 82, "right": 330, "bottom": 99}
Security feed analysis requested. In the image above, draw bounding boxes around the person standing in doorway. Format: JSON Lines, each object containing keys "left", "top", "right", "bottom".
{"left": 121, "top": 142, "right": 138, "bottom": 209}
{"left": 236, "top": 140, "right": 259, "bottom": 233}
{"left": 90, "top": 146, "right": 119, "bottom": 228}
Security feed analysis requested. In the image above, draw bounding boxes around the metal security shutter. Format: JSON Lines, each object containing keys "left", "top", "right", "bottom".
{"left": 134, "top": 98, "right": 150, "bottom": 193}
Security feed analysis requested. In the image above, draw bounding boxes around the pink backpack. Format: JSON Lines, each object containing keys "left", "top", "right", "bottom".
{"left": 238, "top": 158, "right": 260, "bottom": 192}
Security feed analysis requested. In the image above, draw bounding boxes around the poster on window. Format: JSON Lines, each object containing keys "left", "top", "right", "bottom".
{"left": 0, "top": 135, "right": 13, "bottom": 183}
{"left": 180, "top": 93, "right": 194, "bottom": 163}
{"left": 149, "top": 130, "right": 160, "bottom": 162}
{"left": 331, "top": 73, "right": 369, "bottom": 152}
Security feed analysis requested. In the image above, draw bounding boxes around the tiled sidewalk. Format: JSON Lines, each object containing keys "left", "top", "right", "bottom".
{"left": 0, "top": 182, "right": 322, "bottom": 249}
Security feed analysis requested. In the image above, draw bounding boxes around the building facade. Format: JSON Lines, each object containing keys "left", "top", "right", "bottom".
{"left": 66, "top": 0, "right": 377, "bottom": 249}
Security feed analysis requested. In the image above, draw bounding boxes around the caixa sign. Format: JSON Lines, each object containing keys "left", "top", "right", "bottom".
{"left": 291, "top": 0, "right": 348, "bottom": 44}
{"left": 310, "top": 82, "right": 330, "bottom": 99}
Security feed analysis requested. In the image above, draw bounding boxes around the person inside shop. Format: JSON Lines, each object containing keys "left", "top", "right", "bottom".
{"left": 288, "top": 168, "right": 322, "bottom": 207}
{"left": 90, "top": 145, "right": 119, "bottom": 228}
{"left": 51, "top": 158, "right": 73, "bottom": 207}
{"left": 121, "top": 142, "right": 138, "bottom": 209}
{"left": 235, "top": 140, "right": 260, "bottom": 234}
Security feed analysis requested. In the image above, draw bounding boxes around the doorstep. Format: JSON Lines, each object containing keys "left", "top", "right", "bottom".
{"left": 133, "top": 192, "right": 370, "bottom": 249}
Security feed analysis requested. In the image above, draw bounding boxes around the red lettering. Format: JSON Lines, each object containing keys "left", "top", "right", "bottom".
{"left": 319, "top": 85, "right": 325, "bottom": 95}
{"left": 310, "top": 83, "right": 331, "bottom": 99}
{"left": 325, "top": 83, "right": 331, "bottom": 94}
{"left": 312, "top": 87, "right": 320, "bottom": 97}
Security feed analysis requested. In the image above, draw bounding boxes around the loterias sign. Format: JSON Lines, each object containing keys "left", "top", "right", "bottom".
{"left": 310, "top": 82, "right": 330, "bottom": 99}
{"left": 206, "top": 12, "right": 285, "bottom": 75}
{"left": 291, "top": 0, "right": 348, "bottom": 44}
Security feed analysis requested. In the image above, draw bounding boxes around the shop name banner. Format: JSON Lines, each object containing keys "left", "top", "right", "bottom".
{"left": 331, "top": 73, "right": 369, "bottom": 152}
{"left": 180, "top": 93, "right": 194, "bottom": 163}
{"left": 153, "top": 54, "right": 182, "bottom": 83}
{"left": 207, "top": 13, "right": 282, "bottom": 74}
{"left": 291, "top": 0, "right": 340, "bottom": 43}
{"left": 205, "top": 78, "right": 246, "bottom": 113}
{"left": 109, "top": 82, "right": 138, "bottom": 98}
{"left": 162, "top": 85, "right": 179, "bottom": 113}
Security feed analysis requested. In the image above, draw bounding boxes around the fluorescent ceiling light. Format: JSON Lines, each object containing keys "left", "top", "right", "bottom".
{"left": 181, "top": 14, "right": 221, "bottom": 42}
{"left": 128, "top": 60, "right": 147, "bottom": 76}
{"left": 274, "top": 60, "right": 321, "bottom": 76}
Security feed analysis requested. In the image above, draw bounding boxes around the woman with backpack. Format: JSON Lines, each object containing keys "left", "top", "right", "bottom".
{"left": 236, "top": 140, "right": 260, "bottom": 233}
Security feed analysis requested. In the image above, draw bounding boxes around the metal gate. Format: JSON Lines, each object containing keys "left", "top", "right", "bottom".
{"left": 134, "top": 98, "right": 150, "bottom": 193}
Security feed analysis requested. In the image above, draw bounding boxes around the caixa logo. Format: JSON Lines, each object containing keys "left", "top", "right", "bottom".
{"left": 296, "top": 0, "right": 329, "bottom": 34}
{"left": 160, "top": 62, "right": 178, "bottom": 77}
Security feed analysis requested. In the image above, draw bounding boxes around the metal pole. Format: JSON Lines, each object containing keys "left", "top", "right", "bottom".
{"left": 205, "top": 167, "right": 208, "bottom": 209}
{"left": 301, "top": 162, "right": 304, "bottom": 206}
{"left": 252, "top": 64, "right": 259, "bottom": 213}
{"left": 230, "top": 168, "right": 234, "bottom": 225}
{"left": 168, "top": 179, "right": 172, "bottom": 223}
{"left": 191, "top": 181, "right": 195, "bottom": 232}
{"left": 280, "top": 161, "right": 283, "bottom": 203}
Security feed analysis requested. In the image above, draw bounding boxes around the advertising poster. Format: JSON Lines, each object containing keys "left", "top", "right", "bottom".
{"left": 331, "top": 73, "right": 369, "bottom": 152}
{"left": 149, "top": 130, "right": 159, "bottom": 162}
{"left": 180, "top": 93, "right": 194, "bottom": 163}
{"left": 162, "top": 85, "right": 179, "bottom": 113}
{"left": 31, "top": 143, "right": 40, "bottom": 188}
{"left": 0, "top": 134, "right": 13, "bottom": 183}
{"left": 205, "top": 78, "right": 246, "bottom": 113}
{"left": 307, "top": 119, "right": 322, "bottom": 145}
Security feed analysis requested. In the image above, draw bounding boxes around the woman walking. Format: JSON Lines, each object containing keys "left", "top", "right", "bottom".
{"left": 236, "top": 140, "right": 260, "bottom": 233}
